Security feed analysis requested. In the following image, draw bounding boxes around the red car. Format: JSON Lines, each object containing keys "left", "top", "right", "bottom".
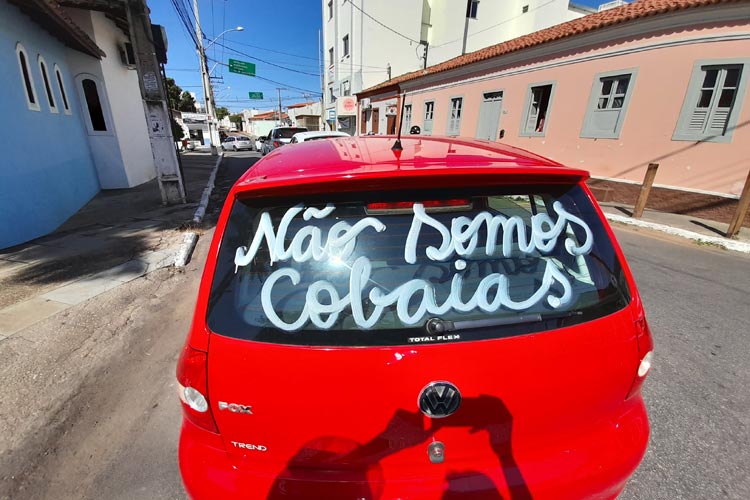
{"left": 177, "top": 136, "right": 653, "bottom": 499}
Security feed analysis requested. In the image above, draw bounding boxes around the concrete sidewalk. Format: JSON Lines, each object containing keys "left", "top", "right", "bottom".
{"left": 0, "top": 152, "right": 221, "bottom": 340}
{"left": 600, "top": 202, "right": 750, "bottom": 253}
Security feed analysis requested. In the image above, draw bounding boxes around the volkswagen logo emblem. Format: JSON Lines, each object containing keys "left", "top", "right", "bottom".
{"left": 418, "top": 381, "right": 461, "bottom": 418}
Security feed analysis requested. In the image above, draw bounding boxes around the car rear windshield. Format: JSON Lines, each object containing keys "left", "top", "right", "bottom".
{"left": 274, "top": 127, "right": 307, "bottom": 139}
{"left": 207, "top": 185, "right": 631, "bottom": 346}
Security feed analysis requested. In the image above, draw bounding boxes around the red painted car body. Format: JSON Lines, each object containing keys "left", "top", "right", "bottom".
{"left": 177, "top": 136, "right": 653, "bottom": 499}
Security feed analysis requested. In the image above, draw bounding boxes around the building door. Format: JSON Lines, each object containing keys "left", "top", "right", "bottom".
{"left": 386, "top": 114, "right": 396, "bottom": 134}
{"left": 372, "top": 108, "right": 380, "bottom": 134}
{"left": 476, "top": 91, "right": 503, "bottom": 140}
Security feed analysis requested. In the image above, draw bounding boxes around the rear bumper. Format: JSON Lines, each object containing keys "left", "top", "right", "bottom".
{"left": 179, "top": 397, "right": 649, "bottom": 499}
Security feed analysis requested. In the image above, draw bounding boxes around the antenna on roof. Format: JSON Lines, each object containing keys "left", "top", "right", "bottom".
{"left": 391, "top": 93, "right": 406, "bottom": 151}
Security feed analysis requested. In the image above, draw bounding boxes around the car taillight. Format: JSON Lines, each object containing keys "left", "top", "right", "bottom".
{"left": 626, "top": 315, "right": 654, "bottom": 399}
{"left": 176, "top": 344, "right": 218, "bottom": 433}
{"left": 273, "top": 140, "right": 281, "bottom": 148}
{"left": 366, "top": 199, "right": 472, "bottom": 214}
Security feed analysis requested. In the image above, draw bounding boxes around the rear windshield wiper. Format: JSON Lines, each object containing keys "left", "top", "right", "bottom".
{"left": 425, "top": 311, "right": 583, "bottom": 334}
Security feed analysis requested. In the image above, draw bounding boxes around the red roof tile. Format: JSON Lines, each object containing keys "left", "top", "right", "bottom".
{"left": 8, "top": 0, "right": 105, "bottom": 58}
{"left": 286, "top": 101, "right": 317, "bottom": 109}
{"left": 360, "top": 0, "right": 745, "bottom": 95}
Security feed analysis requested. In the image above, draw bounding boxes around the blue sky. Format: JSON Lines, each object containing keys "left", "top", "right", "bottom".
{"left": 149, "top": 0, "right": 607, "bottom": 113}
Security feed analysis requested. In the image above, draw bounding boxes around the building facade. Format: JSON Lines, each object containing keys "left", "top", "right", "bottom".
{"left": 63, "top": 6, "right": 156, "bottom": 189}
{"left": 356, "top": 0, "right": 750, "bottom": 218}
{"left": 1, "top": 0, "right": 162, "bottom": 249}
{"left": 287, "top": 101, "right": 323, "bottom": 131}
{"left": 322, "top": 0, "right": 592, "bottom": 133}
{"left": 1, "top": 0, "right": 102, "bottom": 249}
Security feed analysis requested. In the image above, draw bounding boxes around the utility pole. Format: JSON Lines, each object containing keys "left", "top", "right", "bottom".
{"left": 277, "top": 88, "right": 285, "bottom": 125}
{"left": 125, "top": 0, "right": 186, "bottom": 205}
{"left": 194, "top": 0, "right": 219, "bottom": 155}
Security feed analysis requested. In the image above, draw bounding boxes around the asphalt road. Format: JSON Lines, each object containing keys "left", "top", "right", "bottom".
{"left": 10, "top": 151, "right": 748, "bottom": 499}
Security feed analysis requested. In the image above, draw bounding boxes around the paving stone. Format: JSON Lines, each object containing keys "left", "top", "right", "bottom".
{"left": 0, "top": 297, "right": 70, "bottom": 336}
{"left": 40, "top": 277, "right": 123, "bottom": 305}
{"left": 0, "top": 260, "right": 28, "bottom": 279}
{"left": 35, "top": 234, "right": 110, "bottom": 252}
{"left": 0, "top": 245, "right": 76, "bottom": 264}
{"left": 91, "top": 259, "right": 149, "bottom": 283}
{"left": 140, "top": 250, "right": 175, "bottom": 270}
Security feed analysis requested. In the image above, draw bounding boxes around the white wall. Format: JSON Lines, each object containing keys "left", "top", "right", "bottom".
{"left": 323, "top": 0, "right": 424, "bottom": 112}
{"left": 90, "top": 11, "right": 155, "bottom": 187}
{"left": 426, "top": 0, "right": 589, "bottom": 66}
{"left": 64, "top": 8, "right": 128, "bottom": 189}
{"left": 288, "top": 102, "right": 322, "bottom": 128}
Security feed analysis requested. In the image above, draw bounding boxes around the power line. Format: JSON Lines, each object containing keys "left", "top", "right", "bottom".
{"left": 219, "top": 38, "right": 389, "bottom": 70}
{"left": 253, "top": 74, "right": 322, "bottom": 95}
{"left": 207, "top": 59, "right": 323, "bottom": 95}
{"left": 431, "top": 0, "right": 557, "bottom": 48}
{"left": 169, "top": 0, "right": 198, "bottom": 46}
{"left": 347, "top": 0, "right": 421, "bottom": 45}
{"left": 209, "top": 40, "right": 321, "bottom": 77}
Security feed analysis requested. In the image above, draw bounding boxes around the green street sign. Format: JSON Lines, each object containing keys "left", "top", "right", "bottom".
{"left": 248, "top": 92, "right": 264, "bottom": 99}
{"left": 228, "top": 58, "right": 256, "bottom": 76}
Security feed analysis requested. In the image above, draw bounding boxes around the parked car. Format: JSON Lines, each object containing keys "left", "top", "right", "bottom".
{"left": 260, "top": 126, "right": 308, "bottom": 155}
{"left": 177, "top": 136, "right": 653, "bottom": 499}
{"left": 255, "top": 137, "right": 263, "bottom": 152}
{"left": 221, "top": 135, "right": 254, "bottom": 151}
{"left": 289, "top": 130, "right": 350, "bottom": 143}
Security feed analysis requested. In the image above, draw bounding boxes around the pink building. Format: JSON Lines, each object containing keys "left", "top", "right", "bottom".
{"left": 357, "top": 0, "right": 750, "bottom": 222}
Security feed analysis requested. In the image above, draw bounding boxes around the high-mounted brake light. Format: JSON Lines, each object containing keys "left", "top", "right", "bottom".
{"left": 176, "top": 344, "right": 218, "bottom": 433}
{"left": 366, "top": 199, "right": 472, "bottom": 214}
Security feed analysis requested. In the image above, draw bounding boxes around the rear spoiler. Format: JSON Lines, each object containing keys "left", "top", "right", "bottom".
{"left": 235, "top": 167, "right": 589, "bottom": 200}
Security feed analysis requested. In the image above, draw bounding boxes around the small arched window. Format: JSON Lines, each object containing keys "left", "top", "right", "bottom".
{"left": 53, "top": 64, "right": 71, "bottom": 114}
{"left": 15, "top": 43, "right": 39, "bottom": 111}
{"left": 38, "top": 55, "right": 58, "bottom": 113}
{"left": 81, "top": 78, "right": 107, "bottom": 132}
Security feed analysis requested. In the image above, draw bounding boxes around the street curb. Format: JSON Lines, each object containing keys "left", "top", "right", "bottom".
{"left": 605, "top": 213, "right": 750, "bottom": 254}
{"left": 192, "top": 153, "right": 223, "bottom": 224}
{"left": 174, "top": 153, "right": 223, "bottom": 268}
{"left": 174, "top": 232, "right": 199, "bottom": 267}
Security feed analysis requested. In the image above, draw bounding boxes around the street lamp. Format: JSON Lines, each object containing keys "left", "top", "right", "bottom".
{"left": 205, "top": 27, "right": 244, "bottom": 51}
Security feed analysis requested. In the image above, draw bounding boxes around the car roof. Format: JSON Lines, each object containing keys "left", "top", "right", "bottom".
{"left": 235, "top": 135, "right": 588, "bottom": 194}
{"left": 292, "top": 131, "right": 350, "bottom": 140}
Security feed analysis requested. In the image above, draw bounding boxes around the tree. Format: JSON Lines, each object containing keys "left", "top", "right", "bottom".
{"left": 170, "top": 116, "right": 185, "bottom": 141}
{"left": 164, "top": 77, "right": 182, "bottom": 110}
{"left": 228, "top": 113, "right": 243, "bottom": 124}
{"left": 216, "top": 106, "right": 230, "bottom": 120}
{"left": 178, "top": 91, "right": 197, "bottom": 113}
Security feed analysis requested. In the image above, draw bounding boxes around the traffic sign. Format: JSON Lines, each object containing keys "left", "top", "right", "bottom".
{"left": 228, "top": 59, "right": 256, "bottom": 76}
{"left": 248, "top": 92, "right": 264, "bottom": 99}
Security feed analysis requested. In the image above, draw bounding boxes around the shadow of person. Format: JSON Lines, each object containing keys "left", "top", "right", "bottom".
{"left": 267, "top": 396, "right": 531, "bottom": 499}
{"left": 442, "top": 471, "right": 504, "bottom": 500}
{"left": 266, "top": 408, "right": 432, "bottom": 499}
{"left": 432, "top": 395, "right": 532, "bottom": 500}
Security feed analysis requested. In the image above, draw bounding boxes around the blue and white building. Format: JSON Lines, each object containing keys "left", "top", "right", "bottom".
{"left": 0, "top": 0, "right": 157, "bottom": 249}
